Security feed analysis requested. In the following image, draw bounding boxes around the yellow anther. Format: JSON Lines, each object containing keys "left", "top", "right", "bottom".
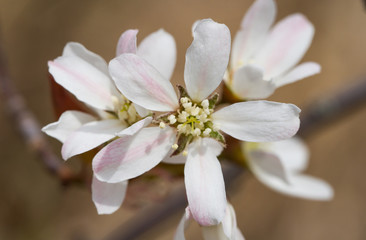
{"left": 182, "top": 151, "right": 188, "bottom": 156}
{"left": 172, "top": 144, "right": 178, "bottom": 150}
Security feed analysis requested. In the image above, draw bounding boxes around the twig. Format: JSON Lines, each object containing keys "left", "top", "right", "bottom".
{"left": 0, "top": 35, "right": 77, "bottom": 185}
{"left": 298, "top": 78, "right": 366, "bottom": 137}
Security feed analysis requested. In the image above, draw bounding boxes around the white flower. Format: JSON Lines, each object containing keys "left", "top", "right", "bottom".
{"left": 93, "top": 19, "right": 301, "bottom": 225}
{"left": 42, "top": 29, "right": 176, "bottom": 214}
{"left": 243, "top": 137, "right": 334, "bottom": 200}
{"left": 225, "top": 0, "right": 321, "bottom": 100}
{"left": 174, "top": 204, "right": 245, "bottom": 240}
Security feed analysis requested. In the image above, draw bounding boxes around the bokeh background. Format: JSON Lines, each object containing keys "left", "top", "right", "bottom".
{"left": 1, "top": 0, "right": 366, "bottom": 239}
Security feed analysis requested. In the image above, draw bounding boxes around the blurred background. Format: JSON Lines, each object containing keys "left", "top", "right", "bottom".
{"left": 1, "top": 0, "right": 366, "bottom": 239}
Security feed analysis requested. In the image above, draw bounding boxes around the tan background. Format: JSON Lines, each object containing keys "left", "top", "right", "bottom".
{"left": 1, "top": 0, "right": 366, "bottom": 239}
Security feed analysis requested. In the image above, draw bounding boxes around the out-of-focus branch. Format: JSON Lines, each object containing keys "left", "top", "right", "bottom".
{"left": 298, "top": 78, "right": 366, "bottom": 137}
{"left": 0, "top": 36, "right": 78, "bottom": 185}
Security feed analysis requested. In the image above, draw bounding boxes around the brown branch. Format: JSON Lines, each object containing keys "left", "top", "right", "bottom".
{"left": 298, "top": 78, "right": 366, "bottom": 138}
{"left": 0, "top": 35, "right": 78, "bottom": 186}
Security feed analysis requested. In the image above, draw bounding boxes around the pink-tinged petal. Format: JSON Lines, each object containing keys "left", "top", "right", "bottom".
{"left": 133, "top": 103, "right": 150, "bottom": 118}
{"left": 61, "top": 119, "right": 127, "bottom": 160}
{"left": 116, "top": 29, "right": 138, "bottom": 56}
{"left": 49, "top": 43, "right": 118, "bottom": 111}
{"left": 137, "top": 29, "right": 177, "bottom": 80}
{"left": 212, "top": 101, "right": 300, "bottom": 142}
{"left": 91, "top": 175, "right": 128, "bottom": 215}
{"left": 174, "top": 208, "right": 192, "bottom": 240}
{"left": 231, "top": 0, "right": 276, "bottom": 67}
{"left": 184, "top": 138, "right": 227, "bottom": 226}
{"left": 264, "top": 137, "right": 309, "bottom": 172}
{"left": 231, "top": 65, "right": 276, "bottom": 100}
{"left": 243, "top": 141, "right": 333, "bottom": 200}
{"left": 275, "top": 62, "right": 321, "bottom": 87}
{"left": 184, "top": 19, "right": 231, "bottom": 102}
{"left": 116, "top": 117, "right": 152, "bottom": 137}
{"left": 93, "top": 127, "right": 176, "bottom": 183}
{"left": 255, "top": 14, "right": 315, "bottom": 78}
{"left": 109, "top": 54, "right": 179, "bottom": 112}
{"left": 42, "top": 110, "right": 96, "bottom": 143}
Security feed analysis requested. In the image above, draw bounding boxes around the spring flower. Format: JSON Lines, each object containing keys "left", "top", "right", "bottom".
{"left": 42, "top": 29, "right": 176, "bottom": 214}
{"left": 225, "top": 0, "right": 321, "bottom": 100}
{"left": 243, "top": 137, "right": 334, "bottom": 200}
{"left": 174, "top": 204, "right": 245, "bottom": 240}
{"left": 93, "top": 19, "right": 301, "bottom": 225}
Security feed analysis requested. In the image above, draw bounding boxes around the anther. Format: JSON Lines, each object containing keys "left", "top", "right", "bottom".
{"left": 159, "top": 122, "right": 166, "bottom": 129}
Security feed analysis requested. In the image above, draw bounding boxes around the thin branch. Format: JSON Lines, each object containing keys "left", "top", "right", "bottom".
{"left": 298, "top": 78, "right": 366, "bottom": 137}
{"left": 0, "top": 35, "right": 78, "bottom": 185}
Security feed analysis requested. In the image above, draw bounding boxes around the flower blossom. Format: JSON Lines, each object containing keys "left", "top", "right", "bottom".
{"left": 243, "top": 137, "right": 334, "bottom": 200}
{"left": 225, "top": 0, "right": 321, "bottom": 100}
{"left": 174, "top": 204, "right": 245, "bottom": 240}
{"left": 93, "top": 19, "right": 301, "bottom": 226}
{"left": 42, "top": 29, "right": 176, "bottom": 214}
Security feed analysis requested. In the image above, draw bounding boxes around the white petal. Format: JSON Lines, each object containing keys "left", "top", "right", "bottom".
{"left": 93, "top": 127, "right": 176, "bottom": 183}
{"left": 231, "top": 65, "right": 276, "bottom": 99}
{"left": 49, "top": 43, "right": 119, "bottom": 111}
{"left": 61, "top": 119, "right": 127, "bottom": 160}
{"left": 244, "top": 143, "right": 291, "bottom": 184}
{"left": 202, "top": 225, "right": 229, "bottom": 240}
{"left": 275, "top": 62, "right": 321, "bottom": 87}
{"left": 244, "top": 142, "right": 333, "bottom": 200}
{"left": 222, "top": 203, "right": 245, "bottom": 240}
{"left": 212, "top": 101, "right": 300, "bottom": 142}
{"left": 115, "top": 117, "right": 152, "bottom": 137}
{"left": 253, "top": 166, "right": 333, "bottom": 200}
{"left": 264, "top": 137, "right": 309, "bottom": 172}
{"left": 133, "top": 103, "right": 150, "bottom": 118}
{"left": 184, "top": 19, "right": 231, "bottom": 102}
{"left": 109, "top": 54, "right": 179, "bottom": 112}
{"left": 231, "top": 0, "right": 276, "bottom": 67}
{"left": 91, "top": 175, "right": 128, "bottom": 215}
{"left": 62, "top": 42, "right": 110, "bottom": 75}
{"left": 137, "top": 29, "right": 177, "bottom": 80}
{"left": 174, "top": 208, "right": 192, "bottom": 240}
{"left": 116, "top": 29, "right": 138, "bottom": 56}
{"left": 42, "top": 110, "right": 96, "bottom": 143}
{"left": 184, "top": 138, "right": 227, "bottom": 226}
{"left": 255, "top": 14, "right": 315, "bottom": 78}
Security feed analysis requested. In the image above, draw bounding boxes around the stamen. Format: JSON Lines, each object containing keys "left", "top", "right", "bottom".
{"left": 172, "top": 144, "right": 178, "bottom": 150}
{"left": 159, "top": 122, "right": 166, "bottom": 129}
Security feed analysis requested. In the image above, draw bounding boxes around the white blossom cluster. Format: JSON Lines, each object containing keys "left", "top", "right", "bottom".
{"left": 43, "top": 0, "right": 333, "bottom": 239}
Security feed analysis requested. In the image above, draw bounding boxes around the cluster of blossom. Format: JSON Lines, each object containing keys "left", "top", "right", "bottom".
{"left": 43, "top": 0, "right": 333, "bottom": 238}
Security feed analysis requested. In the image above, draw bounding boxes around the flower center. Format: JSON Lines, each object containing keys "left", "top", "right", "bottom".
{"left": 112, "top": 96, "right": 140, "bottom": 126}
{"left": 173, "top": 97, "right": 216, "bottom": 137}
{"left": 156, "top": 86, "right": 225, "bottom": 156}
